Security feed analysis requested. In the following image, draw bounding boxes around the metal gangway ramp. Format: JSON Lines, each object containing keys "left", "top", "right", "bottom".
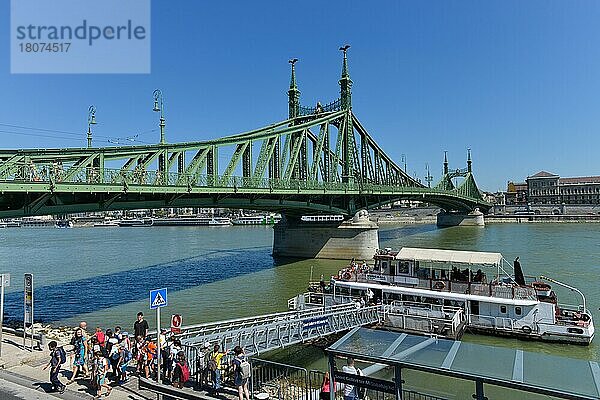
{"left": 177, "top": 303, "right": 381, "bottom": 355}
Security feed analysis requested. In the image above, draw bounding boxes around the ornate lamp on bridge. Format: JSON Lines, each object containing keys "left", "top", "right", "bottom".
{"left": 153, "top": 89, "right": 167, "bottom": 184}
{"left": 153, "top": 89, "right": 166, "bottom": 145}
{"left": 87, "top": 105, "right": 97, "bottom": 148}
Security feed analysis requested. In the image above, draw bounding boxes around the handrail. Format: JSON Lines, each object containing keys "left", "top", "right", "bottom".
{"left": 178, "top": 303, "right": 360, "bottom": 340}
{"left": 540, "top": 276, "right": 587, "bottom": 313}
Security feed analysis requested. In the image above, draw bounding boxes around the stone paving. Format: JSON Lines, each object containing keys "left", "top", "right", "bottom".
{"left": 0, "top": 332, "right": 213, "bottom": 400}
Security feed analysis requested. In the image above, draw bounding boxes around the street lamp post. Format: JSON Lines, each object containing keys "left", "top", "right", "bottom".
{"left": 87, "top": 105, "right": 97, "bottom": 148}
{"left": 153, "top": 89, "right": 165, "bottom": 144}
{"left": 153, "top": 90, "right": 166, "bottom": 184}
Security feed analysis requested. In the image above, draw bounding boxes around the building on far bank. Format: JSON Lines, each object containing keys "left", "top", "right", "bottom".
{"left": 526, "top": 171, "right": 600, "bottom": 205}
{"left": 505, "top": 181, "right": 528, "bottom": 205}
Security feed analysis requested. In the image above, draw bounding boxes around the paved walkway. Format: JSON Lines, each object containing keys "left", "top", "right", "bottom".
{"left": 0, "top": 332, "right": 242, "bottom": 400}
{"left": 0, "top": 332, "right": 153, "bottom": 400}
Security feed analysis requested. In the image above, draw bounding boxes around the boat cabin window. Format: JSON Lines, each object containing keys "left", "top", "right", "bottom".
{"left": 381, "top": 260, "right": 388, "bottom": 273}
{"left": 373, "top": 260, "right": 380, "bottom": 273}
{"left": 416, "top": 266, "right": 430, "bottom": 279}
{"left": 515, "top": 306, "right": 522, "bottom": 315}
{"left": 431, "top": 269, "right": 448, "bottom": 280}
{"left": 397, "top": 261, "right": 410, "bottom": 275}
{"left": 389, "top": 262, "right": 396, "bottom": 275}
{"left": 500, "top": 305, "right": 507, "bottom": 314}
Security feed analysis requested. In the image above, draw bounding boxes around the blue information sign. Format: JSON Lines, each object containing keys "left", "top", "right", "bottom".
{"left": 149, "top": 288, "right": 168, "bottom": 309}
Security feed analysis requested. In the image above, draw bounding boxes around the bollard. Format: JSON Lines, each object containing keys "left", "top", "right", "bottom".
{"left": 39, "top": 333, "right": 46, "bottom": 350}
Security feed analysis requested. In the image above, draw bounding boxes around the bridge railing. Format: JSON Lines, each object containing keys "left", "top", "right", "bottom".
{"left": 0, "top": 164, "right": 489, "bottom": 206}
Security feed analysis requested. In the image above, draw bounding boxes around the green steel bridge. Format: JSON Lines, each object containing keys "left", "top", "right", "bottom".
{"left": 0, "top": 50, "right": 490, "bottom": 219}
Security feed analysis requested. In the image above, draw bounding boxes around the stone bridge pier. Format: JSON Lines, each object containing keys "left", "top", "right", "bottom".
{"left": 272, "top": 210, "right": 379, "bottom": 260}
{"left": 436, "top": 208, "right": 485, "bottom": 227}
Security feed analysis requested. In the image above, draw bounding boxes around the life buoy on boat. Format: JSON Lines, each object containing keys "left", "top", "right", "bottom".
{"left": 521, "top": 325, "right": 532, "bottom": 334}
{"left": 342, "top": 271, "right": 352, "bottom": 280}
{"left": 581, "top": 313, "right": 590, "bottom": 322}
{"left": 433, "top": 281, "right": 445, "bottom": 291}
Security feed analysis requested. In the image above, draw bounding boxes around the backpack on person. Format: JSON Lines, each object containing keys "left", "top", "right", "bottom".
{"left": 196, "top": 351, "right": 207, "bottom": 370}
{"left": 238, "top": 359, "right": 251, "bottom": 380}
{"left": 207, "top": 359, "right": 217, "bottom": 371}
{"left": 180, "top": 362, "right": 190, "bottom": 383}
{"left": 122, "top": 349, "right": 132, "bottom": 363}
{"left": 207, "top": 352, "right": 219, "bottom": 371}
{"left": 58, "top": 346, "right": 67, "bottom": 365}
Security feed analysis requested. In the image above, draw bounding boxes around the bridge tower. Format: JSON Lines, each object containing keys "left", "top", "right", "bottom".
{"left": 443, "top": 150, "right": 449, "bottom": 175}
{"left": 339, "top": 45, "right": 356, "bottom": 184}
{"left": 288, "top": 58, "right": 300, "bottom": 119}
{"left": 436, "top": 149, "right": 485, "bottom": 227}
{"left": 273, "top": 48, "right": 379, "bottom": 260}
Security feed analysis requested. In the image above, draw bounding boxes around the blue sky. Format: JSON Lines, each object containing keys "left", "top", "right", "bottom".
{"left": 1, "top": 1, "right": 599, "bottom": 191}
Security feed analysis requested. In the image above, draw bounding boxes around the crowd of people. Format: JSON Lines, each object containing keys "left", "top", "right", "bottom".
{"left": 43, "top": 312, "right": 251, "bottom": 400}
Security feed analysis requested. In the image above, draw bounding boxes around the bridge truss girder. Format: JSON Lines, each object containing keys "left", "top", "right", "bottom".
{"left": 0, "top": 180, "right": 488, "bottom": 219}
{"left": 0, "top": 109, "right": 490, "bottom": 218}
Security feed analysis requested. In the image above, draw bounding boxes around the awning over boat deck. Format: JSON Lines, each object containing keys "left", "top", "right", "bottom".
{"left": 328, "top": 327, "right": 600, "bottom": 399}
{"left": 396, "top": 247, "right": 502, "bottom": 266}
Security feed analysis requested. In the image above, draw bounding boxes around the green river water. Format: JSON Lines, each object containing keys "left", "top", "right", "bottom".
{"left": 0, "top": 222, "right": 598, "bottom": 398}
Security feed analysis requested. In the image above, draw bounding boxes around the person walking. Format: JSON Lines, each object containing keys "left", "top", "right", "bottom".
{"left": 133, "top": 312, "right": 149, "bottom": 362}
{"left": 171, "top": 351, "right": 190, "bottom": 389}
{"left": 92, "top": 350, "right": 112, "bottom": 399}
{"left": 197, "top": 341, "right": 211, "bottom": 388}
{"left": 133, "top": 312, "right": 149, "bottom": 339}
{"left": 66, "top": 328, "right": 88, "bottom": 384}
{"left": 319, "top": 371, "right": 332, "bottom": 400}
{"left": 115, "top": 341, "right": 132, "bottom": 384}
{"left": 208, "top": 344, "right": 225, "bottom": 395}
{"left": 232, "top": 346, "right": 250, "bottom": 400}
{"left": 342, "top": 358, "right": 358, "bottom": 400}
{"left": 43, "top": 341, "right": 65, "bottom": 394}
{"left": 167, "top": 338, "right": 182, "bottom": 381}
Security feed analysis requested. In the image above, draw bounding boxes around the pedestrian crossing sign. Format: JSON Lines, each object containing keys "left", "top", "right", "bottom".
{"left": 150, "top": 288, "right": 168, "bottom": 309}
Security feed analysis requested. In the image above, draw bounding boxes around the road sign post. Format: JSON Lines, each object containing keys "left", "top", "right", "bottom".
{"left": 150, "top": 288, "right": 168, "bottom": 383}
{"left": 0, "top": 273, "right": 10, "bottom": 357}
{"left": 24, "top": 273, "right": 33, "bottom": 351}
{"left": 171, "top": 314, "right": 182, "bottom": 334}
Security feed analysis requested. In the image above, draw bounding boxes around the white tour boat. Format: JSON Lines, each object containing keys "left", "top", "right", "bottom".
{"left": 298, "top": 247, "right": 594, "bottom": 345}
{"left": 117, "top": 217, "right": 154, "bottom": 227}
{"left": 232, "top": 214, "right": 281, "bottom": 225}
{"left": 151, "top": 216, "right": 232, "bottom": 226}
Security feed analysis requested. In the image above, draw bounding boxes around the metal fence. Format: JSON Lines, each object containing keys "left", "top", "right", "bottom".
{"left": 181, "top": 344, "right": 201, "bottom": 388}
{"left": 251, "top": 358, "right": 311, "bottom": 400}
{"left": 311, "top": 369, "right": 447, "bottom": 400}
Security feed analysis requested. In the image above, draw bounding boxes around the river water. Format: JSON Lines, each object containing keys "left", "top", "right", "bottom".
{"left": 1, "top": 223, "right": 598, "bottom": 366}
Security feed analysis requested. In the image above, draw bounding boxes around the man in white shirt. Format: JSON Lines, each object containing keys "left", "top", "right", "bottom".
{"left": 342, "top": 358, "right": 358, "bottom": 400}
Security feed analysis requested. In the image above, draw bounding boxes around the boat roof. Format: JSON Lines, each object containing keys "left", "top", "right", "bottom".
{"left": 396, "top": 247, "right": 502, "bottom": 266}
{"left": 334, "top": 280, "right": 538, "bottom": 306}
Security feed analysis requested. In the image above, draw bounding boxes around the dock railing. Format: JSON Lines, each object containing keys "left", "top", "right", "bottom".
{"left": 382, "top": 302, "right": 465, "bottom": 338}
{"left": 251, "top": 358, "right": 310, "bottom": 400}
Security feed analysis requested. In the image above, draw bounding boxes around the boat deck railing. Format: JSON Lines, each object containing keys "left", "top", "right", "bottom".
{"left": 343, "top": 273, "right": 538, "bottom": 301}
